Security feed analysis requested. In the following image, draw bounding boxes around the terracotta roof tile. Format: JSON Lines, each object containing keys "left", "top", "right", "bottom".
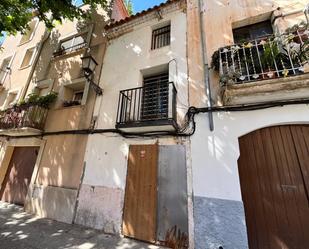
{"left": 105, "top": 0, "right": 179, "bottom": 29}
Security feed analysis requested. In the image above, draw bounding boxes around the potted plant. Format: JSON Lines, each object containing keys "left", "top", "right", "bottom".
{"left": 63, "top": 100, "right": 81, "bottom": 107}
{"left": 260, "top": 40, "right": 281, "bottom": 78}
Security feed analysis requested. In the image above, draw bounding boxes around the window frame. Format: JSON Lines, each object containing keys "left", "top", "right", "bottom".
{"left": 18, "top": 18, "right": 39, "bottom": 46}
{"left": 232, "top": 20, "right": 273, "bottom": 43}
{"left": 0, "top": 54, "right": 14, "bottom": 84}
{"left": 54, "top": 30, "right": 92, "bottom": 57}
{"left": 151, "top": 24, "right": 171, "bottom": 50}
{"left": 3, "top": 88, "right": 21, "bottom": 109}
{"left": 19, "top": 46, "right": 37, "bottom": 69}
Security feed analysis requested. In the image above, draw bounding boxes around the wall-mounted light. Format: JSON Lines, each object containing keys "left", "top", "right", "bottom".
{"left": 81, "top": 55, "right": 103, "bottom": 95}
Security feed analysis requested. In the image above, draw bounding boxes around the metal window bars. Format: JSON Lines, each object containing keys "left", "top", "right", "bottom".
{"left": 116, "top": 82, "right": 177, "bottom": 127}
{"left": 151, "top": 25, "right": 171, "bottom": 50}
{"left": 217, "top": 29, "right": 309, "bottom": 85}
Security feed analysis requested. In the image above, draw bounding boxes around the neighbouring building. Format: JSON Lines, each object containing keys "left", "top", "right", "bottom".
{"left": 0, "top": 0, "right": 128, "bottom": 225}
{"left": 188, "top": 0, "right": 309, "bottom": 248}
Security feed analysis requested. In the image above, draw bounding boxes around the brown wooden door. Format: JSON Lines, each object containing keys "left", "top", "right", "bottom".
{"left": 238, "top": 125, "right": 309, "bottom": 249}
{"left": 0, "top": 147, "right": 39, "bottom": 206}
{"left": 122, "top": 144, "right": 158, "bottom": 243}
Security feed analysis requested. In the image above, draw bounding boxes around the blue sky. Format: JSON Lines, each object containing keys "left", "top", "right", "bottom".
{"left": 132, "top": 0, "right": 166, "bottom": 13}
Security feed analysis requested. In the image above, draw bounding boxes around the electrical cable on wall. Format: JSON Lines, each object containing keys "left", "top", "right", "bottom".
{"left": 0, "top": 98, "right": 308, "bottom": 140}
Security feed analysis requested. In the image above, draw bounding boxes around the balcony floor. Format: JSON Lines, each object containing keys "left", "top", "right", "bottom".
{"left": 0, "top": 127, "right": 43, "bottom": 137}
{"left": 223, "top": 74, "right": 309, "bottom": 105}
{"left": 116, "top": 119, "right": 178, "bottom": 133}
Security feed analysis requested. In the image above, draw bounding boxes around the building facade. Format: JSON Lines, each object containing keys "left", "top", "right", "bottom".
{"left": 0, "top": 0, "right": 309, "bottom": 249}
{"left": 0, "top": 0, "right": 128, "bottom": 224}
{"left": 189, "top": 0, "right": 309, "bottom": 248}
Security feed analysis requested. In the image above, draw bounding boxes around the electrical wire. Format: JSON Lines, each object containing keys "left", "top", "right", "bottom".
{"left": 0, "top": 98, "right": 308, "bottom": 140}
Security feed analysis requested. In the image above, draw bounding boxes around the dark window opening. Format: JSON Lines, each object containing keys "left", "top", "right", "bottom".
{"left": 151, "top": 25, "right": 171, "bottom": 50}
{"left": 141, "top": 72, "right": 169, "bottom": 120}
{"left": 233, "top": 21, "right": 273, "bottom": 43}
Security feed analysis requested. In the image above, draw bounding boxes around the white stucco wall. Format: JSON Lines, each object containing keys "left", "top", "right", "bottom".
{"left": 83, "top": 8, "right": 188, "bottom": 187}
{"left": 191, "top": 104, "right": 309, "bottom": 202}
{"left": 76, "top": 7, "right": 192, "bottom": 234}
{"left": 93, "top": 9, "right": 188, "bottom": 129}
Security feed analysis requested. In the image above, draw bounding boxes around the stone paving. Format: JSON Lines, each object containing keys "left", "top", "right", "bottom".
{"left": 0, "top": 202, "right": 165, "bottom": 249}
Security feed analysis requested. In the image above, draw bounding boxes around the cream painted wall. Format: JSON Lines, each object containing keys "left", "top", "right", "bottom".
{"left": 94, "top": 9, "right": 188, "bottom": 130}
{"left": 191, "top": 104, "right": 309, "bottom": 201}
{"left": 83, "top": 135, "right": 187, "bottom": 188}
{"left": 0, "top": 19, "right": 46, "bottom": 107}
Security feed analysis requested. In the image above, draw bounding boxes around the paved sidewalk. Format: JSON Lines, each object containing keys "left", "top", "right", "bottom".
{"left": 0, "top": 202, "right": 165, "bottom": 249}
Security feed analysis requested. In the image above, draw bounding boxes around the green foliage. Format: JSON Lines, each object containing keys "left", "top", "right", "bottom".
{"left": 211, "top": 50, "right": 220, "bottom": 71}
{"left": 285, "top": 21, "right": 307, "bottom": 34}
{"left": 124, "top": 0, "right": 133, "bottom": 15}
{"left": 18, "top": 92, "right": 58, "bottom": 108}
{"left": 260, "top": 40, "right": 280, "bottom": 69}
{"left": 0, "top": 0, "right": 109, "bottom": 35}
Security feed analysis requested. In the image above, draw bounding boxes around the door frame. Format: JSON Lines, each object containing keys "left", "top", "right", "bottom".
{"left": 0, "top": 137, "right": 46, "bottom": 205}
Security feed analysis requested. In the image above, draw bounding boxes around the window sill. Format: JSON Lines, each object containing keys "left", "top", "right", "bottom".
{"left": 52, "top": 47, "right": 88, "bottom": 61}
{"left": 150, "top": 45, "right": 171, "bottom": 53}
{"left": 19, "top": 65, "right": 32, "bottom": 70}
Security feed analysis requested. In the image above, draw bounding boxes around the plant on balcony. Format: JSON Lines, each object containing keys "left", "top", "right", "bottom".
{"left": 63, "top": 100, "right": 81, "bottom": 107}
{"left": 260, "top": 40, "right": 281, "bottom": 78}
{"left": 17, "top": 92, "right": 58, "bottom": 109}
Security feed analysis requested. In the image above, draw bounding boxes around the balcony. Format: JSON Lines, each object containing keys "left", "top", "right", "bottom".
{"left": 0, "top": 104, "right": 48, "bottom": 136}
{"left": 53, "top": 42, "right": 87, "bottom": 57}
{"left": 213, "top": 29, "right": 309, "bottom": 104}
{"left": 116, "top": 82, "right": 177, "bottom": 133}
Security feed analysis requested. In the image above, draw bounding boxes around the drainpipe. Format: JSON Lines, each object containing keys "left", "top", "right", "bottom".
{"left": 198, "top": 0, "right": 214, "bottom": 131}
{"left": 20, "top": 29, "right": 51, "bottom": 100}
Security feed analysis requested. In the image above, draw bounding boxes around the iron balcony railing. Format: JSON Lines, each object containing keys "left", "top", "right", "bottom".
{"left": 216, "top": 29, "right": 309, "bottom": 85}
{"left": 116, "top": 82, "right": 177, "bottom": 128}
{"left": 53, "top": 42, "right": 87, "bottom": 57}
{"left": 0, "top": 104, "right": 48, "bottom": 131}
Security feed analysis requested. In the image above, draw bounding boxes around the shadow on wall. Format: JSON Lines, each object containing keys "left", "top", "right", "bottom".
{"left": 0, "top": 201, "right": 159, "bottom": 249}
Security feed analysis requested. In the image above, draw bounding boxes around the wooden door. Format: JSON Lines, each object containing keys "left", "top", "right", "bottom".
{"left": 123, "top": 144, "right": 158, "bottom": 243}
{"left": 0, "top": 147, "right": 39, "bottom": 206}
{"left": 238, "top": 125, "right": 309, "bottom": 249}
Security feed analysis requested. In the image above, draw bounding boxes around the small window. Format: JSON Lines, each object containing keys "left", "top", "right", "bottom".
{"left": 233, "top": 21, "right": 273, "bottom": 43}
{"left": 151, "top": 25, "right": 171, "bottom": 50}
{"left": 6, "top": 92, "right": 18, "bottom": 108}
{"left": 0, "top": 56, "right": 12, "bottom": 83}
{"left": 20, "top": 47, "right": 36, "bottom": 69}
{"left": 73, "top": 90, "right": 84, "bottom": 103}
{"left": 54, "top": 33, "right": 88, "bottom": 57}
{"left": 19, "top": 19, "right": 38, "bottom": 45}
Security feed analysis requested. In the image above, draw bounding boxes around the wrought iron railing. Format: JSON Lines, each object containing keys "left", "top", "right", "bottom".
{"left": 215, "top": 29, "right": 309, "bottom": 85}
{"left": 116, "top": 82, "right": 177, "bottom": 127}
{"left": 0, "top": 104, "right": 48, "bottom": 130}
{"left": 53, "top": 42, "right": 87, "bottom": 57}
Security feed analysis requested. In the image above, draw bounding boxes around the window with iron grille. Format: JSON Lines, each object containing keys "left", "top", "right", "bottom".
{"left": 142, "top": 72, "right": 169, "bottom": 120}
{"left": 151, "top": 25, "right": 171, "bottom": 50}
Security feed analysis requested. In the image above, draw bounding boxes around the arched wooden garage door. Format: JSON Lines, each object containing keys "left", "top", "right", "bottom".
{"left": 238, "top": 125, "right": 309, "bottom": 249}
